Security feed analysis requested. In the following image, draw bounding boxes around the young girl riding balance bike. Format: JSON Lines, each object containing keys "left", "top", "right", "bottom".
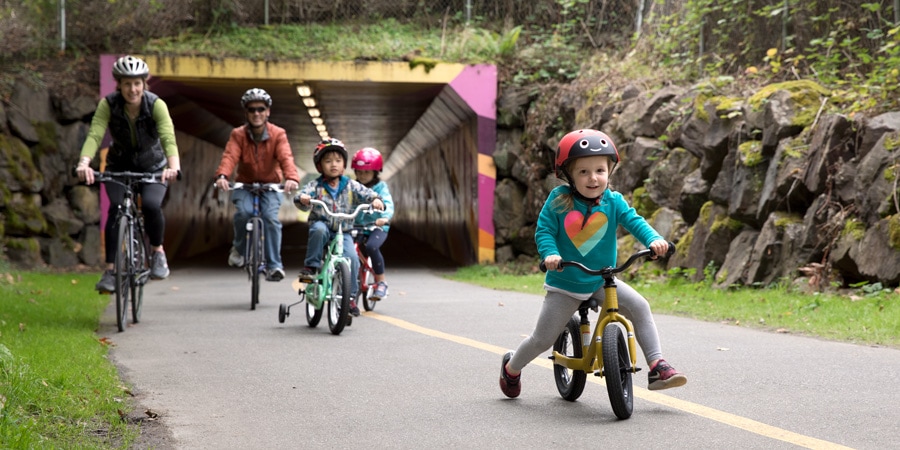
{"left": 500, "top": 129, "right": 687, "bottom": 398}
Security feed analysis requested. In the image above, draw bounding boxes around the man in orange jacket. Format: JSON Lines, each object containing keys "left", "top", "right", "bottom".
{"left": 215, "top": 88, "right": 300, "bottom": 281}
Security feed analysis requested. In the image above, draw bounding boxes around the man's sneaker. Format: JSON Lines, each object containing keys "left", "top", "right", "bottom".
{"left": 298, "top": 266, "right": 318, "bottom": 283}
{"left": 499, "top": 351, "right": 521, "bottom": 398}
{"left": 95, "top": 270, "right": 116, "bottom": 293}
{"left": 647, "top": 359, "right": 687, "bottom": 391}
{"left": 228, "top": 246, "right": 245, "bottom": 267}
{"left": 150, "top": 251, "right": 169, "bottom": 280}
{"left": 370, "top": 281, "right": 388, "bottom": 300}
{"left": 266, "top": 267, "right": 285, "bottom": 282}
{"left": 349, "top": 300, "right": 360, "bottom": 317}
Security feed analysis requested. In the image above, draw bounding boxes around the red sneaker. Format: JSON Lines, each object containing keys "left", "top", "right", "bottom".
{"left": 647, "top": 359, "right": 687, "bottom": 391}
{"left": 499, "top": 351, "right": 521, "bottom": 398}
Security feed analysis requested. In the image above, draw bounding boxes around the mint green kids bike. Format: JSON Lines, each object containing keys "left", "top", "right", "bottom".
{"left": 278, "top": 199, "right": 373, "bottom": 335}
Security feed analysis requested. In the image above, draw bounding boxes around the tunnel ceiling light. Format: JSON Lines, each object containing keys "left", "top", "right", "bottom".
{"left": 311, "top": 117, "right": 324, "bottom": 125}
{"left": 296, "top": 85, "right": 311, "bottom": 97}
{"left": 319, "top": 131, "right": 329, "bottom": 138}
{"left": 302, "top": 97, "right": 316, "bottom": 108}
{"left": 308, "top": 108, "right": 320, "bottom": 118}
{"left": 316, "top": 124, "right": 327, "bottom": 132}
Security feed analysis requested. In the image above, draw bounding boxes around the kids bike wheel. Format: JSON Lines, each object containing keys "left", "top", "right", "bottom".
{"left": 131, "top": 227, "right": 148, "bottom": 324}
{"left": 306, "top": 301, "right": 322, "bottom": 327}
{"left": 553, "top": 316, "right": 587, "bottom": 401}
{"left": 361, "top": 261, "right": 377, "bottom": 312}
{"left": 113, "top": 219, "right": 131, "bottom": 332}
{"left": 602, "top": 324, "right": 634, "bottom": 420}
{"left": 248, "top": 221, "right": 263, "bottom": 310}
{"left": 327, "top": 262, "right": 352, "bottom": 335}
{"left": 278, "top": 303, "right": 288, "bottom": 323}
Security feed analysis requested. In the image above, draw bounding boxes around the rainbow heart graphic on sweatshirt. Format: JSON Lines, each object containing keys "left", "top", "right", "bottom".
{"left": 564, "top": 211, "right": 609, "bottom": 256}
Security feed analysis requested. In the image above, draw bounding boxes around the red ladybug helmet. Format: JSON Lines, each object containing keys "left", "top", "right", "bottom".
{"left": 555, "top": 129, "right": 619, "bottom": 178}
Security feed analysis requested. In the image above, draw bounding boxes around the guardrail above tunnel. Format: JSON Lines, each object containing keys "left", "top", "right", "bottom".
{"left": 97, "top": 55, "right": 496, "bottom": 265}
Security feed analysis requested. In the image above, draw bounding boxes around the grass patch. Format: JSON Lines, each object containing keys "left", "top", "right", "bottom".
{"left": 445, "top": 263, "right": 900, "bottom": 349}
{"left": 0, "top": 269, "right": 138, "bottom": 449}
{"left": 144, "top": 19, "right": 510, "bottom": 63}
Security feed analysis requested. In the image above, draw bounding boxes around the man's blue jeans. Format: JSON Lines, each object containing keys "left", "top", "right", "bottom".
{"left": 305, "top": 220, "right": 359, "bottom": 297}
{"left": 232, "top": 189, "right": 284, "bottom": 271}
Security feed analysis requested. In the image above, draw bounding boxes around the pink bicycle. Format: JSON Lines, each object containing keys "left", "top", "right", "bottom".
{"left": 351, "top": 224, "right": 381, "bottom": 312}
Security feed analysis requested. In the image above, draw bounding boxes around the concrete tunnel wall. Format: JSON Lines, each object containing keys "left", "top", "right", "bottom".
{"left": 97, "top": 55, "right": 496, "bottom": 265}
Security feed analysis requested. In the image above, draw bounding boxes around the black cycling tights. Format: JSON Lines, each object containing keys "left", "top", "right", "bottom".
{"left": 103, "top": 181, "right": 167, "bottom": 264}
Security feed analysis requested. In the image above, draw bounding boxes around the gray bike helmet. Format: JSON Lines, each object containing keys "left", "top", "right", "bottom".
{"left": 112, "top": 55, "right": 150, "bottom": 80}
{"left": 241, "top": 88, "right": 273, "bottom": 108}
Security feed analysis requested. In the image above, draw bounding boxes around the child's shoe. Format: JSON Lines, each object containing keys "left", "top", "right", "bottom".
{"left": 647, "top": 359, "right": 687, "bottom": 391}
{"left": 499, "top": 351, "right": 521, "bottom": 398}
{"left": 298, "top": 266, "right": 318, "bottom": 283}
{"left": 349, "top": 300, "right": 360, "bottom": 317}
{"left": 370, "top": 281, "right": 388, "bottom": 300}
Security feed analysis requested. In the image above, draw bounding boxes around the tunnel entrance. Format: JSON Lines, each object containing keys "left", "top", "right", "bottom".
{"left": 97, "top": 55, "right": 497, "bottom": 266}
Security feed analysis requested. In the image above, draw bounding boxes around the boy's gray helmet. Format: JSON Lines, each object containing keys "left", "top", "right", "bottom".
{"left": 241, "top": 88, "right": 273, "bottom": 108}
{"left": 112, "top": 55, "right": 150, "bottom": 80}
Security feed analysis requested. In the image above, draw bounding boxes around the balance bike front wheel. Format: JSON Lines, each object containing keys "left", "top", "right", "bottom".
{"left": 602, "top": 324, "right": 634, "bottom": 420}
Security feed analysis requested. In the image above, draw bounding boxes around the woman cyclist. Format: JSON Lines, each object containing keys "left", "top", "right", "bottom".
{"left": 75, "top": 55, "right": 181, "bottom": 293}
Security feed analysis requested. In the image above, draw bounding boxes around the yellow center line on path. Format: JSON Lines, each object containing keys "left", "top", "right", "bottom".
{"left": 365, "top": 311, "right": 853, "bottom": 450}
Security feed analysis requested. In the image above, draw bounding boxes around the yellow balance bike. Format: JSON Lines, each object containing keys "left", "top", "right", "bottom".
{"left": 545, "top": 242, "right": 674, "bottom": 419}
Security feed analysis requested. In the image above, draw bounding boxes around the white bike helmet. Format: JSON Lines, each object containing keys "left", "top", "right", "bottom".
{"left": 241, "top": 88, "right": 273, "bottom": 108}
{"left": 112, "top": 55, "right": 150, "bottom": 80}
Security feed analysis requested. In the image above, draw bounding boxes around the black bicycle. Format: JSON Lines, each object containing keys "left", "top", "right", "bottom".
{"left": 90, "top": 170, "right": 161, "bottom": 332}
{"left": 223, "top": 182, "right": 285, "bottom": 310}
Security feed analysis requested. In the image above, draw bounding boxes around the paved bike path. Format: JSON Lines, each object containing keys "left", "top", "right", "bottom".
{"left": 102, "top": 229, "right": 900, "bottom": 449}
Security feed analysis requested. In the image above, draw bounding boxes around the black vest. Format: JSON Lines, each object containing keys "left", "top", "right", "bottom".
{"left": 104, "top": 91, "right": 167, "bottom": 172}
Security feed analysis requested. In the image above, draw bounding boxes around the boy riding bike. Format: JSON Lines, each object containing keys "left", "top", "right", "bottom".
{"left": 500, "top": 129, "right": 687, "bottom": 398}
{"left": 294, "top": 139, "right": 384, "bottom": 316}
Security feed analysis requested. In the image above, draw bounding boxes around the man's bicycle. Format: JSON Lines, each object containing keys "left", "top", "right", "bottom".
{"left": 89, "top": 170, "right": 162, "bottom": 332}
{"left": 278, "top": 200, "right": 373, "bottom": 335}
{"left": 545, "top": 242, "right": 675, "bottom": 420}
{"left": 222, "top": 182, "right": 285, "bottom": 310}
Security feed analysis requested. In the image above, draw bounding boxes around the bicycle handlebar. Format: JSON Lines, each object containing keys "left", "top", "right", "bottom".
{"left": 75, "top": 169, "right": 182, "bottom": 183}
{"left": 307, "top": 199, "right": 373, "bottom": 221}
{"left": 222, "top": 182, "right": 285, "bottom": 193}
{"left": 539, "top": 241, "right": 676, "bottom": 275}
{"left": 89, "top": 169, "right": 165, "bottom": 184}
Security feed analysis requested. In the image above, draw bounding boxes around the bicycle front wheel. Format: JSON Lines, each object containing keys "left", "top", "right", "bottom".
{"left": 361, "top": 258, "right": 377, "bottom": 312}
{"left": 602, "top": 324, "right": 634, "bottom": 420}
{"left": 131, "top": 224, "right": 148, "bottom": 324}
{"left": 327, "top": 262, "right": 352, "bottom": 335}
{"left": 553, "top": 316, "right": 586, "bottom": 401}
{"left": 113, "top": 218, "right": 131, "bottom": 332}
{"left": 247, "top": 218, "right": 263, "bottom": 310}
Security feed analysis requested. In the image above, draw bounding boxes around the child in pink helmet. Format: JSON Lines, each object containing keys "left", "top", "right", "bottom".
{"left": 351, "top": 147, "right": 394, "bottom": 300}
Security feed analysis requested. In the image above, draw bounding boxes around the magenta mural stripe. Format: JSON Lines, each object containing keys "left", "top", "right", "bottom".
{"left": 98, "top": 54, "right": 119, "bottom": 232}
{"left": 450, "top": 64, "right": 497, "bottom": 256}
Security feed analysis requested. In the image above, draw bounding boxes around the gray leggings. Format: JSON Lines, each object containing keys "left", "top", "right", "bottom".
{"left": 508, "top": 279, "right": 663, "bottom": 372}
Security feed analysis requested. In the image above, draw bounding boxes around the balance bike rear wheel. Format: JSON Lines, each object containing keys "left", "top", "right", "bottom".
{"left": 553, "top": 316, "right": 587, "bottom": 401}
